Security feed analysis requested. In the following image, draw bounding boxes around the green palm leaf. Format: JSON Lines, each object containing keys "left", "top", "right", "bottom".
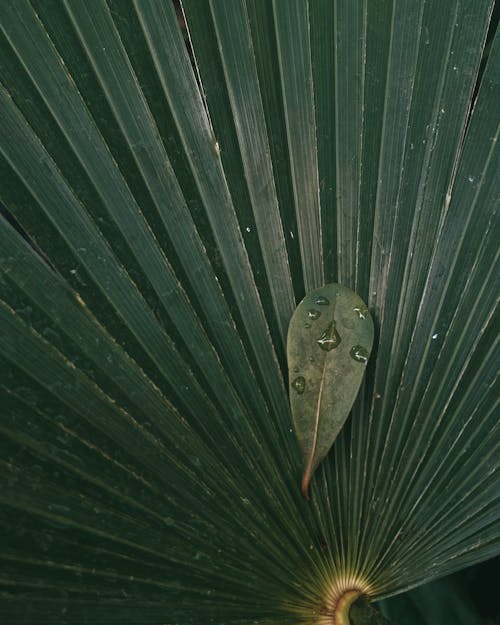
{"left": 0, "top": 0, "right": 498, "bottom": 623}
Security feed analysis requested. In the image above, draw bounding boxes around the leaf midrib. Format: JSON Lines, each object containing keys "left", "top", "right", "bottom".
{"left": 301, "top": 304, "right": 336, "bottom": 497}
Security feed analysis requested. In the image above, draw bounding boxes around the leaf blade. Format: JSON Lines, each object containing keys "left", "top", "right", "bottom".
{"left": 0, "top": 0, "right": 498, "bottom": 619}
{"left": 287, "top": 284, "right": 374, "bottom": 496}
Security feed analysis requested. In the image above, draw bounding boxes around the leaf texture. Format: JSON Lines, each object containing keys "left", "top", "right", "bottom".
{"left": 0, "top": 0, "right": 498, "bottom": 623}
{"left": 287, "top": 284, "right": 374, "bottom": 497}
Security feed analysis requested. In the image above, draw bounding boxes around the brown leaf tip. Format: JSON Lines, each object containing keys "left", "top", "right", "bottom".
{"left": 301, "top": 473, "right": 311, "bottom": 499}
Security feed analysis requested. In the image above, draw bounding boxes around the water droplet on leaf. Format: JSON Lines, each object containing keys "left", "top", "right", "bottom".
{"left": 353, "top": 306, "right": 368, "bottom": 319}
{"left": 308, "top": 309, "right": 321, "bottom": 320}
{"left": 315, "top": 296, "right": 330, "bottom": 306}
{"left": 291, "top": 376, "right": 306, "bottom": 394}
{"left": 350, "top": 345, "right": 369, "bottom": 363}
{"left": 317, "top": 322, "right": 341, "bottom": 351}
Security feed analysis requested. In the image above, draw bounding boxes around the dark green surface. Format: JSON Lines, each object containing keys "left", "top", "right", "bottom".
{"left": 0, "top": 0, "right": 498, "bottom": 623}
{"left": 378, "top": 572, "right": 486, "bottom": 625}
{"left": 351, "top": 598, "right": 394, "bottom": 625}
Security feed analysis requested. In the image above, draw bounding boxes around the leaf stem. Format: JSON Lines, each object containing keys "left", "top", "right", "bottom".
{"left": 334, "top": 590, "right": 364, "bottom": 625}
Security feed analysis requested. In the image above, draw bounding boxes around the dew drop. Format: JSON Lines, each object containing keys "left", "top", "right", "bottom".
{"left": 350, "top": 345, "right": 369, "bottom": 363}
{"left": 316, "top": 322, "right": 341, "bottom": 351}
{"left": 291, "top": 376, "right": 306, "bottom": 394}
{"left": 308, "top": 309, "right": 321, "bottom": 320}
{"left": 353, "top": 306, "right": 368, "bottom": 320}
{"left": 315, "top": 295, "right": 330, "bottom": 306}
